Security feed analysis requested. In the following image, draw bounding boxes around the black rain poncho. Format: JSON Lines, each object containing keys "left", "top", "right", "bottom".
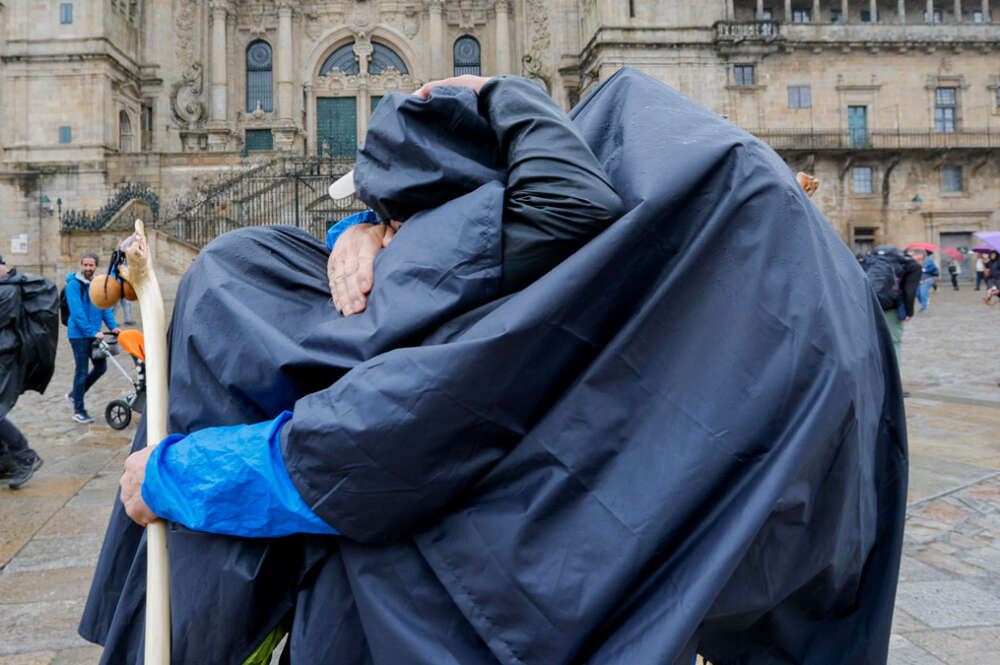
{"left": 81, "top": 68, "right": 906, "bottom": 665}
{"left": 0, "top": 269, "right": 59, "bottom": 419}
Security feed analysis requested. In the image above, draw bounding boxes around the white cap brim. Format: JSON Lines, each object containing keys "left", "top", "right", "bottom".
{"left": 328, "top": 170, "right": 356, "bottom": 200}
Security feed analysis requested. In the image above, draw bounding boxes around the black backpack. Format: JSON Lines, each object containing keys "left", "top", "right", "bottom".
{"left": 59, "top": 280, "right": 86, "bottom": 325}
{"left": 865, "top": 255, "right": 902, "bottom": 311}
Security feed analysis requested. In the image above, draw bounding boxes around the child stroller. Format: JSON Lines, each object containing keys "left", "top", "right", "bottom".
{"left": 93, "top": 330, "right": 146, "bottom": 430}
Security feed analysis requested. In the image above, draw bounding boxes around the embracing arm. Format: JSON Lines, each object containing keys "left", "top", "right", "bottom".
{"left": 479, "top": 76, "right": 626, "bottom": 292}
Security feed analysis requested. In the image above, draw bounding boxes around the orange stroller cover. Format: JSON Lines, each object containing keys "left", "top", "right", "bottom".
{"left": 117, "top": 329, "right": 145, "bottom": 362}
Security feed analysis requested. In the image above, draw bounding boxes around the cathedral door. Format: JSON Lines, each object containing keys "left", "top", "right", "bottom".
{"left": 317, "top": 97, "right": 357, "bottom": 157}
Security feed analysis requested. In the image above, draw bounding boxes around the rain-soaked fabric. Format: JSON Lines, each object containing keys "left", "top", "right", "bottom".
{"left": 0, "top": 269, "right": 59, "bottom": 420}
{"left": 81, "top": 68, "right": 906, "bottom": 665}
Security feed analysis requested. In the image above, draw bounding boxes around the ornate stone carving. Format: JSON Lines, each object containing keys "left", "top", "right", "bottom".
{"left": 522, "top": 0, "right": 552, "bottom": 92}
{"left": 313, "top": 66, "right": 419, "bottom": 95}
{"left": 350, "top": 0, "right": 377, "bottom": 34}
{"left": 371, "top": 67, "right": 418, "bottom": 92}
{"left": 314, "top": 68, "right": 364, "bottom": 93}
{"left": 353, "top": 36, "right": 374, "bottom": 73}
{"left": 170, "top": 62, "right": 205, "bottom": 128}
{"left": 175, "top": 0, "right": 197, "bottom": 64}
{"left": 446, "top": 1, "right": 487, "bottom": 28}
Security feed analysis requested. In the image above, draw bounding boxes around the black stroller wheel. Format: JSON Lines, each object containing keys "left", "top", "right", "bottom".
{"left": 106, "top": 400, "right": 132, "bottom": 430}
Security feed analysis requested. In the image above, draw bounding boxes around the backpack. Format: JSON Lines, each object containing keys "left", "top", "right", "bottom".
{"left": 866, "top": 255, "right": 902, "bottom": 311}
{"left": 59, "top": 280, "right": 86, "bottom": 325}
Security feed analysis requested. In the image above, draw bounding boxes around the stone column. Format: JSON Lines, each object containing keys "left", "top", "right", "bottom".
{"left": 726, "top": 0, "right": 735, "bottom": 20}
{"left": 785, "top": 0, "right": 792, "bottom": 21}
{"left": 756, "top": 0, "right": 764, "bottom": 18}
{"left": 955, "top": 0, "right": 963, "bottom": 21}
{"left": 984, "top": 0, "right": 991, "bottom": 22}
{"left": 899, "top": 0, "right": 906, "bottom": 22}
{"left": 495, "top": 0, "right": 511, "bottom": 74}
{"left": 813, "top": 0, "right": 821, "bottom": 21}
{"left": 870, "top": 0, "right": 878, "bottom": 20}
{"left": 927, "top": 0, "right": 935, "bottom": 21}
{"left": 843, "top": 0, "right": 850, "bottom": 22}
{"left": 209, "top": 1, "right": 228, "bottom": 123}
{"left": 277, "top": 2, "right": 293, "bottom": 121}
{"left": 429, "top": 0, "right": 444, "bottom": 79}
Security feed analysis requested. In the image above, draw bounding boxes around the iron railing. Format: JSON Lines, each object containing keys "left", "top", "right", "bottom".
{"left": 747, "top": 128, "right": 1000, "bottom": 150}
{"left": 62, "top": 182, "right": 160, "bottom": 231}
{"left": 156, "top": 156, "right": 366, "bottom": 248}
{"left": 715, "top": 20, "right": 779, "bottom": 40}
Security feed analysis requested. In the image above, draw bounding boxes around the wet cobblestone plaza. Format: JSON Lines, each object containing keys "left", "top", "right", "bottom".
{"left": 1, "top": 285, "right": 998, "bottom": 664}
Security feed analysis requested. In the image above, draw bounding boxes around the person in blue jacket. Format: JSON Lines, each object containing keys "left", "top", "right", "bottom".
{"left": 912, "top": 249, "right": 939, "bottom": 312}
{"left": 65, "top": 252, "right": 119, "bottom": 424}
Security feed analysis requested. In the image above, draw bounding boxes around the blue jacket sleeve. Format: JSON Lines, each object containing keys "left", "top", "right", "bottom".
{"left": 141, "top": 411, "right": 339, "bottom": 537}
{"left": 102, "top": 307, "right": 118, "bottom": 331}
{"left": 326, "top": 210, "right": 378, "bottom": 250}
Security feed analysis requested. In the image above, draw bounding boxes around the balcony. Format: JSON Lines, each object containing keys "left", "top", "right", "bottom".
{"left": 715, "top": 20, "right": 1000, "bottom": 46}
{"left": 715, "top": 20, "right": 781, "bottom": 41}
{"left": 748, "top": 128, "right": 1000, "bottom": 150}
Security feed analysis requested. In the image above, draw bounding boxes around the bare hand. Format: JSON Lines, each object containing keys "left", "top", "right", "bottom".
{"left": 111, "top": 328, "right": 121, "bottom": 335}
{"left": 414, "top": 75, "right": 491, "bottom": 99}
{"left": 120, "top": 446, "right": 159, "bottom": 526}
{"left": 328, "top": 223, "right": 396, "bottom": 316}
{"left": 95, "top": 331, "right": 105, "bottom": 341}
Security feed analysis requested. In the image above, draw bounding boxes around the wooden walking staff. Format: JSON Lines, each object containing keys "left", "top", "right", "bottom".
{"left": 119, "top": 220, "right": 171, "bottom": 665}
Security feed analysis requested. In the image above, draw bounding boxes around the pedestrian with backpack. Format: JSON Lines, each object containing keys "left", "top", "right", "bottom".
{"left": 0, "top": 254, "right": 59, "bottom": 488}
{"left": 65, "top": 252, "right": 119, "bottom": 424}
{"left": 864, "top": 246, "right": 921, "bottom": 364}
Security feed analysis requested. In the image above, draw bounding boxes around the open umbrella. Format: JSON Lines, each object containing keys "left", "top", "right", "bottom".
{"left": 906, "top": 242, "right": 939, "bottom": 252}
{"left": 942, "top": 247, "right": 963, "bottom": 261}
{"left": 973, "top": 231, "right": 1000, "bottom": 253}
{"left": 971, "top": 245, "right": 993, "bottom": 254}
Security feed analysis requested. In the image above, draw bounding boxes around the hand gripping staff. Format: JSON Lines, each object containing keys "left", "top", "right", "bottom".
{"left": 119, "top": 220, "right": 171, "bottom": 665}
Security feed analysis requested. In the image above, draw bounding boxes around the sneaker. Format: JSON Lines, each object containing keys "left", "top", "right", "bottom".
{"left": 8, "top": 455, "right": 43, "bottom": 489}
{"left": 72, "top": 412, "right": 94, "bottom": 424}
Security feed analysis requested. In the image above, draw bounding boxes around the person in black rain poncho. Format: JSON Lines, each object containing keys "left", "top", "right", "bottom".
{"left": 82, "top": 70, "right": 908, "bottom": 665}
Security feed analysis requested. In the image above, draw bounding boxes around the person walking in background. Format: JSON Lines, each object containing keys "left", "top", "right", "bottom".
{"left": 864, "top": 246, "right": 921, "bottom": 365}
{"left": 985, "top": 251, "right": 1000, "bottom": 305}
{"left": 0, "top": 254, "right": 58, "bottom": 488}
{"left": 912, "top": 249, "right": 939, "bottom": 312}
{"left": 116, "top": 295, "right": 135, "bottom": 326}
{"left": 65, "top": 252, "right": 119, "bottom": 424}
{"left": 947, "top": 259, "right": 960, "bottom": 291}
{"left": 975, "top": 254, "right": 986, "bottom": 290}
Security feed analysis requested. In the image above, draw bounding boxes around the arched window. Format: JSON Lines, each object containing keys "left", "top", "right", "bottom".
{"left": 119, "top": 111, "right": 133, "bottom": 152}
{"left": 320, "top": 43, "right": 360, "bottom": 76}
{"left": 369, "top": 42, "right": 408, "bottom": 75}
{"left": 453, "top": 36, "right": 481, "bottom": 76}
{"left": 246, "top": 40, "right": 273, "bottom": 112}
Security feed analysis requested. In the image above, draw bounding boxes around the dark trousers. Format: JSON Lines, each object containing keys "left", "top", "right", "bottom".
{"left": 950, "top": 273, "right": 959, "bottom": 290}
{"left": 976, "top": 271, "right": 985, "bottom": 290}
{"left": 70, "top": 337, "right": 106, "bottom": 413}
{"left": 0, "top": 417, "right": 35, "bottom": 464}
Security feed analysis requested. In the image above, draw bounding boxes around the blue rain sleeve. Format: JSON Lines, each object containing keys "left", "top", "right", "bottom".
{"left": 141, "top": 411, "right": 339, "bottom": 537}
{"left": 326, "top": 210, "right": 378, "bottom": 250}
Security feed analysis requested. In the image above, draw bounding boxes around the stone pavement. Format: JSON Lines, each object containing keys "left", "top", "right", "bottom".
{"left": 1, "top": 286, "right": 999, "bottom": 665}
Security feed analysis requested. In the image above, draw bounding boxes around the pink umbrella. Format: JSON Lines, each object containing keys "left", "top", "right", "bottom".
{"left": 973, "top": 231, "right": 1000, "bottom": 253}
{"left": 906, "top": 242, "right": 939, "bottom": 252}
{"left": 942, "top": 247, "right": 963, "bottom": 261}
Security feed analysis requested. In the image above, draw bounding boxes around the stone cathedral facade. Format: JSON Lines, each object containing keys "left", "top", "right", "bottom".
{"left": 2, "top": 1, "right": 999, "bottom": 282}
